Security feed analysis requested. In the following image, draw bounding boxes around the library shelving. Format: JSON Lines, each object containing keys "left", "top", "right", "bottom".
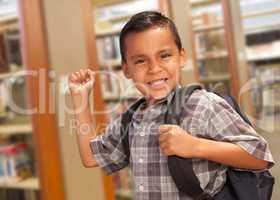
{"left": 188, "top": 0, "right": 241, "bottom": 98}
{"left": 173, "top": 0, "right": 280, "bottom": 143}
{"left": 4, "top": 0, "right": 65, "bottom": 200}
{"left": 0, "top": 1, "right": 40, "bottom": 199}
{"left": 185, "top": 0, "right": 255, "bottom": 118}
{"left": 240, "top": 0, "right": 280, "bottom": 134}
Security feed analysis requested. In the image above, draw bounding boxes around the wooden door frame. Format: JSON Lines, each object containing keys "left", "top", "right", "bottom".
{"left": 18, "top": 0, "right": 65, "bottom": 200}
{"left": 222, "top": 0, "right": 240, "bottom": 99}
{"left": 222, "top": 0, "right": 254, "bottom": 117}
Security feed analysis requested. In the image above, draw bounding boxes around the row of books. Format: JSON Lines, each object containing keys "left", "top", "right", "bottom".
{"left": 99, "top": 69, "right": 141, "bottom": 101}
{"left": 94, "top": 0, "right": 159, "bottom": 22}
{"left": 198, "top": 57, "right": 229, "bottom": 77}
{"left": 0, "top": 76, "right": 28, "bottom": 119}
{"left": 0, "top": 82, "right": 8, "bottom": 118}
{"left": 250, "top": 63, "right": 280, "bottom": 117}
{"left": 0, "top": 142, "right": 32, "bottom": 184}
{"left": 192, "top": 9, "right": 225, "bottom": 54}
{"left": 246, "top": 41, "right": 280, "bottom": 62}
{"left": 195, "top": 30, "right": 226, "bottom": 54}
{"left": 203, "top": 81, "right": 231, "bottom": 96}
{"left": 96, "top": 35, "right": 121, "bottom": 67}
{"left": 0, "top": 29, "right": 22, "bottom": 72}
{"left": 0, "top": 189, "right": 26, "bottom": 200}
{"left": 0, "top": 189, "right": 39, "bottom": 200}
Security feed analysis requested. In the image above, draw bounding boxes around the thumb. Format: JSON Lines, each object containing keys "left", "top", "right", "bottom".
{"left": 159, "top": 124, "right": 172, "bottom": 133}
{"left": 87, "top": 69, "right": 95, "bottom": 82}
{"left": 84, "top": 69, "right": 95, "bottom": 89}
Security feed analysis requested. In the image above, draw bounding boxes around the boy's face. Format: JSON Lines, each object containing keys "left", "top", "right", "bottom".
{"left": 122, "top": 26, "right": 186, "bottom": 104}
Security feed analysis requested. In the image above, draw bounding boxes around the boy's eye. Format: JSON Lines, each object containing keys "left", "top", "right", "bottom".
{"left": 134, "top": 59, "right": 145, "bottom": 65}
{"left": 160, "top": 53, "right": 171, "bottom": 59}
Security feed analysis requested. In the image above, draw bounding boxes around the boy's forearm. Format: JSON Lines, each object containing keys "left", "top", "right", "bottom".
{"left": 72, "top": 95, "right": 98, "bottom": 168}
{"left": 195, "top": 138, "right": 268, "bottom": 170}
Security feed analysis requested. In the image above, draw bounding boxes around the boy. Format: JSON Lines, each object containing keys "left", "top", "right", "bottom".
{"left": 68, "top": 11, "right": 274, "bottom": 199}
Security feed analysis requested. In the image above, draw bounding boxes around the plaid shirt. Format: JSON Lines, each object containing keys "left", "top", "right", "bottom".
{"left": 90, "top": 87, "right": 274, "bottom": 200}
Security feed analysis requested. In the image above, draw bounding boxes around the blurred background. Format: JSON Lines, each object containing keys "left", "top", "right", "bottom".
{"left": 0, "top": 0, "right": 279, "bottom": 199}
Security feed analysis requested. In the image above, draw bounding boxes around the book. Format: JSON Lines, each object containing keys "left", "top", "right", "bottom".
{"left": 0, "top": 143, "right": 32, "bottom": 184}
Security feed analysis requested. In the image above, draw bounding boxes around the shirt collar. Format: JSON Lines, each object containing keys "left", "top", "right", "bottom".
{"left": 131, "top": 84, "right": 181, "bottom": 122}
{"left": 166, "top": 84, "right": 181, "bottom": 106}
{"left": 142, "top": 84, "right": 181, "bottom": 108}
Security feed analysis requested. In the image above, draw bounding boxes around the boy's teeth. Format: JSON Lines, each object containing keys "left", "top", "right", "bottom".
{"left": 149, "top": 79, "right": 166, "bottom": 87}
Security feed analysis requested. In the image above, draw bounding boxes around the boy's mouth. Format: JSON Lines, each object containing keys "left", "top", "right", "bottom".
{"left": 146, "top": 78, "right": 168, "bottom": 89}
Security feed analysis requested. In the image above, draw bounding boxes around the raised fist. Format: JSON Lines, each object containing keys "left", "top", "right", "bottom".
{"left": 68, "top": 68, "right": 95, "bottom": 97}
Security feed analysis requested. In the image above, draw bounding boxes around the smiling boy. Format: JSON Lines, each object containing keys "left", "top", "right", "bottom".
{"left": 68, "top": 11, "right": 274, "bottom": 199}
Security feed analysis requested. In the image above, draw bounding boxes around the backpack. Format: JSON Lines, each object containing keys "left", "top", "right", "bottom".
{"left": 120, "top": 85, "right": 274, "bottom": 200}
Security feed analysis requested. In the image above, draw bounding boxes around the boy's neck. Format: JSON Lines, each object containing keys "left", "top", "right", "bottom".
{"left": 144, "top": 85, "right": 179, "bottom": 108}
{"left": 146, "top": 97, "right": 165, "bottom": 107}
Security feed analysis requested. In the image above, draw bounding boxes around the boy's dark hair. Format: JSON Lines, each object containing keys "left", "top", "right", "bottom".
{"left": 120, "top": 11, "right": 182, "bottom": 62}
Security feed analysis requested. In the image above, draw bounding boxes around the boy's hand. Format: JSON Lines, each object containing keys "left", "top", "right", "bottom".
{"left": 158, "top": 125, "right": 201, "bottom": 158}
{"left": 68, "top": 69, "right": 95, "bottom": 97}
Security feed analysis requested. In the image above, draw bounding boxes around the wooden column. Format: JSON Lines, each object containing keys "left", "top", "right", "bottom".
{"left": 222, "top": 0, "right": 254, "bottom": 117}
{"left": 169, "top": 0, "right": 200, "bottom": 85}
{"left": 18, "top": 0, "right": 65, "bottom": 200}
{"left": 80, "top": 1, "right": 115, "bottom": 200}
{"left": 159, "top": 0, "right": 171, "bottom": 17}
{"left": 222, "top": 0, "right": 240, "bottom": 99}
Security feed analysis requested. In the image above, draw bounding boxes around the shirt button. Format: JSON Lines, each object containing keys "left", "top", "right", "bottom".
{"left": 139, "top": 158, "right": 143, "bottom": 163}
{"left": 139, "top": 184, "right": 144, "bottom": 192}
{"left": 139, "top": 131, "right": 145, "bottom": 137}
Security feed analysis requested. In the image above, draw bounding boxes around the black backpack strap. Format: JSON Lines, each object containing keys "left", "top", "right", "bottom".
{"left": 164, "top": 84, "right": 203, "bottom": 124}
{"left": 121, "top": 97, "right": 146, "bottom": 163}
{"left": 165, "top": 85, "right": 212, "bottom": 200}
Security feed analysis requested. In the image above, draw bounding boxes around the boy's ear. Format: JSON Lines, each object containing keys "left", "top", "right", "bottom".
{"left": 179, "top": 48, "right": 187, "bottom": 68}
{"left": 122, "top": 61, "right": 131, "bottom": 79}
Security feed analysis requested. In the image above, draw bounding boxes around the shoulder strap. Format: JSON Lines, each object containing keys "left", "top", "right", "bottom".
{"left": 165, "top": 85, "right": 212, "bottom": 199}
{"left": 164, "top": 84, "right": 203, "bottom": 124}
{"left": 121, "top": 98, "right": 146, "bottom": 163}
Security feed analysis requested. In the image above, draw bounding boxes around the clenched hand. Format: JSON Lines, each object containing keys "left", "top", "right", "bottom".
{"left": 158, "top": 124, "right": 201, "bottom": 158}
{"left": 68, "top": 68, "right": 95, "bottom": 97}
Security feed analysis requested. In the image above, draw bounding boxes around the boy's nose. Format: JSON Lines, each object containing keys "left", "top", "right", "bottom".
{"left": 148, "top": 61, "right": 162, "bottom": 74}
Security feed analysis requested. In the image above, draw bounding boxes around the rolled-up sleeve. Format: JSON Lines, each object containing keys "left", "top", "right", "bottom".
{"left": 199, "top": 92, "right": 275, "bottom": 168}
{"left": 90, "top": 116, "right": 128, "bottom": 174}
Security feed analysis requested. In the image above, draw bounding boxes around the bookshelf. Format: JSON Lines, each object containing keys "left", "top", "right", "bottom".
{"left": 187, "top": 0, "right": 243, "bottom": 98}
{"left": 0, "top": 1, "right": 40, "bottom": 198}
{"left": 0, "top": 177, "right": 39, "bottom": 190}
{"left": 7, "top": 0, "right": 65, "bottom": 200}
{"left": 182, "top": 0, "right": 257, "bottom": 124}
{"left": 0, "top": 123, "right": 32, "bottom": 136}
{"left": 0, "top": 60, "right": 39, "bottom": 198}
{"left": 239, "top": 0, "right": 280, "bottom": 134}
{"left": 190, "top": 0, "right": 220, "bottom": 7}
{"left": 239, "top": 2, "right": 280, "bottom": 199}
